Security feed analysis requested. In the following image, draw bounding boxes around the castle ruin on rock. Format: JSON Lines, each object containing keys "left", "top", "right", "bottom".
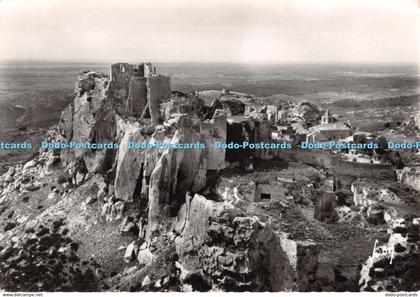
{"left": 109, "top": 62, "right": 171, "bottom": 123}
{"left": 1, "top": 62, "right": 419, "bottom": 292}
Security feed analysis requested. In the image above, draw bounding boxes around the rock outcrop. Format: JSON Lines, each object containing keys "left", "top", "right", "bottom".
{"left": 396, "top": 167, "right": 420, "bottom": 192}
{"left": 172, "top": 194, "right": 296, "bottom": 291}
{"left": 351, "top": 180, "right": 403, "bottom": 225}
{"left": 351, "top": 180, "right": 401, "bottom": 206}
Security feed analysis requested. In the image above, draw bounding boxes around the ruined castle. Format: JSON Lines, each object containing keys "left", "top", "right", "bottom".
{"left": 1, "top": 62, "right": 419, "bottom": 292}
{"left": 109, "top": 62, "right": 171, "bottom": 123}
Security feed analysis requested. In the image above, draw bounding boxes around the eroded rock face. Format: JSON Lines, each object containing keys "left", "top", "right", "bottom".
{"left": 58, "top": 104, "right": 74, "bottom": 140}
{"left": 60, "top": 69, "right": 232, "bottom": 251}
{"left": 56, "top": 71, "right": 118, "bottom": 174}
{"left": 172, "top": 194, "right": 295, "bottom": 291}
{"left": 114, "top": 126, "right": 155, "bottom": 202}
{"left": 72, "top": 72, "right": 111, "bottom": 157}
{"left": 146, "top": 116, "right": 208, "bottom": 239}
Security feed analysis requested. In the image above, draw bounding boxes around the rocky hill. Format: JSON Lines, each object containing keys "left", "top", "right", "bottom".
{"left": 0, "top": 64, "right": 419, "bottom": 292}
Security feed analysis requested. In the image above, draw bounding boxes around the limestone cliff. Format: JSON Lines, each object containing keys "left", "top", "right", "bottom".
{"left": 38, "top": 65, "right": 327, "bottom": 291}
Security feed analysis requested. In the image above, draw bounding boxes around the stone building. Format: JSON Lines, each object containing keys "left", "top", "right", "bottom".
{"left": 266, "top": 105, "right": 280, "bottom": 125}
{"left": 321, "top": 109, "right": 334, "bottom": 124}
{"left": 306, "top": 122, "right": 352, "bottom": 143}
{"left": 110, "top": 62, "right": 171, "bottom": 123}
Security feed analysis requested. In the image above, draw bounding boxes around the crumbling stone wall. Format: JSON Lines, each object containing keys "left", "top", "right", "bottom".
{"left": 144, "top": 62, "right": 154, "bottom": 77}
{"left": 110, "top": 63, "right": 142, "bottom": 113}
{"left": 147, "top": 75, "right": 171, "bottom": 124}
{"left": 110, "top": 63, "right": 141, "bottom": 83}
{"left": 277, "top": 149, "right": 395, "bottom": 182}
{"left": 254, "top": 182, "right": 288, "bottom": 202}
{"left": 110, "top": 63, "right": 171, "bottom": 119}
{"left": 126, "top": 77, "right": 147, "bottom": 116}
{"left": 266, "top": 105, "right": 279, "bottom": 124}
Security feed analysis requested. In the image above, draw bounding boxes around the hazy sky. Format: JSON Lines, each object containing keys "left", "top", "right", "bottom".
{"left": 0, "top": 0, "right": 419, "bottom": 63}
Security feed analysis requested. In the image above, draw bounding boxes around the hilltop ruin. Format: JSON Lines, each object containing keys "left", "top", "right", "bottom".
{"left": 0, "top": 63, "right": 419, "bottom": 292}
{"left": 109, "top": 63, "right": 170, "bottom": 123}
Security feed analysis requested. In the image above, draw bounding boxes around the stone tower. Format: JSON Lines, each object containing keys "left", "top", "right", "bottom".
{"left": 110, "top": 62, "right": 171, "bottom": 123}
{"left": 321, "top": 109, "right": 333, "bottom": 124}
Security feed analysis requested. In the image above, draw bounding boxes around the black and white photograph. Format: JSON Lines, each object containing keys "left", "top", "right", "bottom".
{"left": 0, "top": 0, "right": 419, "bottom": 294}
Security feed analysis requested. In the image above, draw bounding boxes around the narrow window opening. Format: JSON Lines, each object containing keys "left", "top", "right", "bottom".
{"left": 260, "top": 193, "right": 271, "bottom": 200}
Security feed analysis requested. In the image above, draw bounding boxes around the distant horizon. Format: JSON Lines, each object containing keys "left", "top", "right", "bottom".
{"left": 0, "top": 58, "right": 418, "bottom": 66}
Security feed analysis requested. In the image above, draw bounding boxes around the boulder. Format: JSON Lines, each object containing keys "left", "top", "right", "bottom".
{"left": 23, "top": 182, "right": 41, "bottom": 191}
{"left": 101, "top": 200, "right": 125, "bottom": 222}
{"left": 141, "top": 276, "right": 152, "bottom": 288}
{"left": 4, "top": 167, "right": 15, "bottom": 183}
{"left": 137, "top": 245, "right": 155, "bottom": 266}
{"left": 119, "top": 216, "right": 137, "bottom": 234}
{"left": 75, "top": 172, "right": 85, "bottom": 185}
{"left": 85, "top": 195, "right": 97, "bottom": 205}
{"left": 124, "top": 242, "right": 138, "bottom": 263}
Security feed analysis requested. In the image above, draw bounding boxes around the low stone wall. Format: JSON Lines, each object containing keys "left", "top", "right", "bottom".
{"left": 276, "top": 149, "right": 395, "bottom": 181}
